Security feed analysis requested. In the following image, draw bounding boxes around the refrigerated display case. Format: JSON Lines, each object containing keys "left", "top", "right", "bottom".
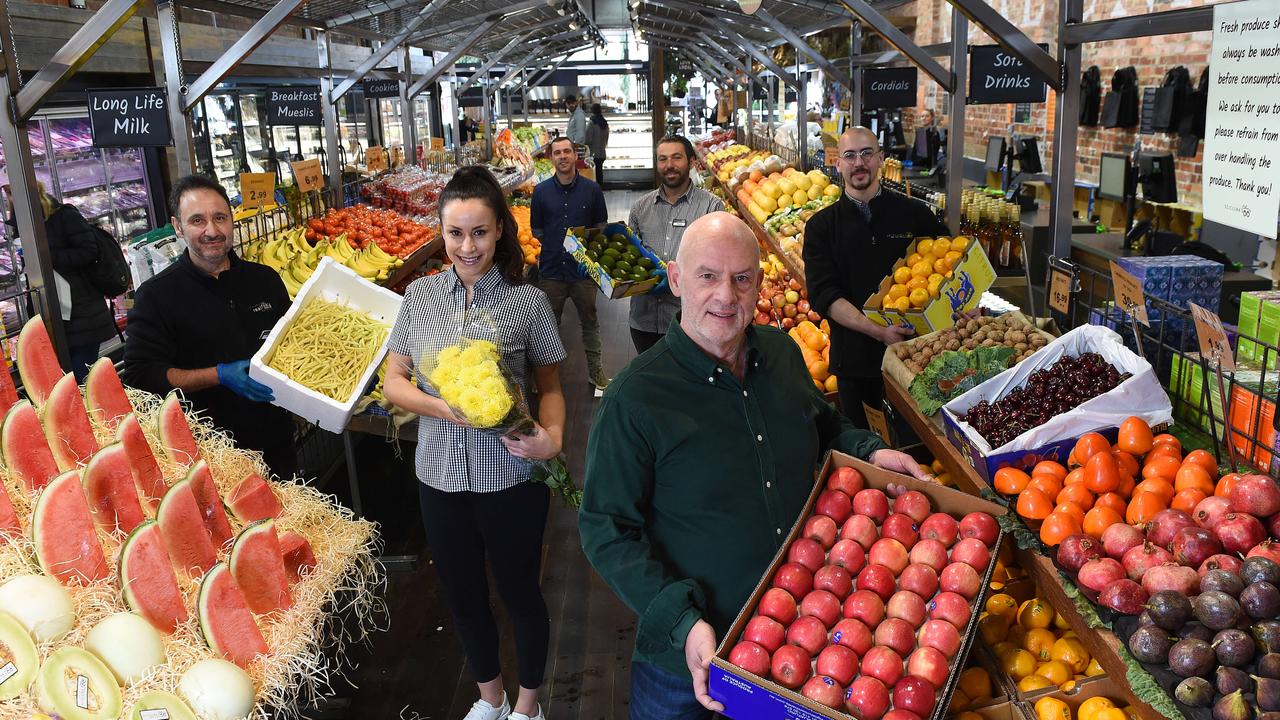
{"left": 378, "top": 99, "right": 405, "bottom": 157}
{"left": 339, "top": 93, "right": 371, "bottom": 166}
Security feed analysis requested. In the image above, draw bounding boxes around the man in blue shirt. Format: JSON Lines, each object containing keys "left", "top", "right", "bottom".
{"left": 531, "top": 136, "right": 610, "bottom": 389}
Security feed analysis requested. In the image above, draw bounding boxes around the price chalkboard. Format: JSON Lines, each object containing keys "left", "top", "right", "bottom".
{"left": 361, "top": 78, "right": 400, "bottom": 99}
{"left": 1048, "top": 266, "right": 1073, "bottom": 315}
{"left": 239, "top": 173, "right": 275, "bottom": 210}
{"left": 863, "top": 68, "right": 918, "bottom": 110}
{"left": 824, "top": 147, "right": 839, "bottom": 167}
{"left": 366, "top": 146, "right": 387, "bottom": 172}
{"left": 430, "top": 138, "right": 444, "bottom": 150}
{"left": 1109, "top": 260, "right": 1150, "bottom": 327}
{"left": 86, "top": 88, "right": 172, "bottom": 147}
{"left": 968, "top": 45, "right": 1049, "bottom": 105}
{"left": 266, "top": 87, "right": 322, "bottom": 126}
{"left": 1190, "top": 302, "right": 1236, "bottom": 372}
{"left": 291, "top": 159, "right": 324, "bottom": 192}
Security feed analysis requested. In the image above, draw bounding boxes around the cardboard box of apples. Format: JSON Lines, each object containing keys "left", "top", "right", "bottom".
{"left": 708, "top": 451, "right": 1008, "bottom": 719}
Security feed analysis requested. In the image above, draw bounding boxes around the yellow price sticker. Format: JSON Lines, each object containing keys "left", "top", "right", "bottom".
{"left": 366, "top": 145, "right": 387, "bottom": 172}
{"left": 1048, "top": 266, "right": 1072, "bottom": 315}
{"left": 863, "top": 402, "right": 892, "bottom": 444}
{"left": 1109, "top": 260, "right": 1149, "bottom": 327}
{"left": 239, "top": 172, "right": 275, "bottom": 210}
{"left": 431, "top": 137, "right": 444, "bottom": 150}
{"left": 291, "top": 159, "right": 324, "bottom": 193}
{"left": 1190, "top": 302, "right": 1236, "bottom": 372}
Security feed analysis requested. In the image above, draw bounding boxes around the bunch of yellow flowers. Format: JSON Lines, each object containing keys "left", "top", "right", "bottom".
{"left": 426, "top": 338, "right": 516, "bottom": 427}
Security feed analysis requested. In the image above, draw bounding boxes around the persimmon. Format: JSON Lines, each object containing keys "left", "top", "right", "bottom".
{"left": 1111, "top": 450, "right": 1140, "bottom": 478}
{"left": 1217, "top": 473, "right": 1242, "bottom": 499}
{"left": 1174, "top": 465, "right": 1214, "bottom": 496}
{"left": 1073, "top": 433, "right": 1112, "bottom": 467}
{"left": 1057, "top": 484, "right": 1096, "bottom": 510}
{"left": 1126, "top": 491, "right": 1166, "bottom": 525}
{"left": 1017, "top": 489, "right": 1054, "bottom": 520}
{"left": 1054, "top": 502, "right": 1087, "bottom": 526}
{"left": 1117, "top": 416, "right": 1155, "bottom": 456}
{"left": 1064, "top": 468, "right": 1086, "bottom": 486}
{"left": 1133, "top": 477, "right": 1176, "bottom": 504}
{"left": 1040, "top": 511, "right": 1083, "bottom": 546}
{"left": 1083, "top": 506, "right": 1125, "bottom": 539}
{"left": 1028, "top": 474, "right": 1064, "bottom": 500}
{"left": 1032, "top": 461, "right": 1069, "bottom": 483}
{"left": 1146, "top": 444, "right": 1183, "bottom": 465}
{"left": 1183, "top": 449, "right": 1217, "bottom": 475}
{"left": 1172, "top": 488, "right": 1208, "bottom": 514}
{"left": 1141, "top": 455, "right": 1182, "bottom": 481}
{"left": 994, "top": 467, "right": 1032, "bottom": 495}
{"left": 1084, "top": 452, "right": 1121, "bottom": 494}
{"left": 1116, "top": 471, "right": 1136, "bottom": 498}
{"left": 1152, "top": 433, "right": 1182, "bottom": 452}
{"left": 1095, "top": 492, "right": 1128, "bottom": 517}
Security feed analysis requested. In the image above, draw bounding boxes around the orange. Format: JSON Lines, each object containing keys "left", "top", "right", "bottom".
{"left": 1126, "top": 491, "right": 1166, "bottom": 525}
{"left": 1057, "top": 484, "right": 1096, "bottom": 510}
{"left": 1152, "top": 434, "right": 1182, "bottom": 452}
{"left": 1183, "top": 449, "right": 1218, "bottom": 474}
{"left": 995, "top": 467, "right": 1033, "bottom": 495}
{"left": 1142, "top": 455, "right": 1181, "bottom": 481}
{"left": 1084, "top": 452, "right": 1120, "bottom": 494}
{"left": 1117, "top": 416, "right": 1154, "bottom": 456}
{"left": 1083, "top": 506, "right": 1124, "bottom": 539}
{"left": 1054, "top": 501, "right": 1087, "bottom": 526}
{"left": 1028, "top": 474, "right": 1064, "bottom": 500}
{"left": 1073, "top": 433, "right": 1111, "bottom": 467}
{"left": 1174, "top": 465, "right": 1214, "bottom": 496}
{"left": 1095, "top": 492, "right": 1128, "bottom": 517}
{"left": 1063, "top": 468, "right": 1086, "bottom": 486}
{"left": 1172, "top": 488, "right": 1208, "bottom": 514}
{"left": 1112, "top": 450, "right": 1140, "bottom": 478}
{"left": 1041, "top": 511, "right": 1082, "bottom": 547}
{"left": 1134, "top": 477, "right": 1176, "bottom": 504}
{"left": 1217, "top": 473, "right": 1242, "bottom": 499}
{"left": 1017, "top": 489, "right": 1054, "bottom": 521}
{"left": 1033, "top": 461, "right": 1069, "bottom": 483}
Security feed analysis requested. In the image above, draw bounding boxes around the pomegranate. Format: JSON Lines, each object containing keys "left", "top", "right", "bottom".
{"left": 1169, "top": 526, "right": 1223, "bottom": 568}
{"left": 1058, "top": 533, "right": 1106, "bottom": 572}
{"left": 1099, "top": 578, "right": 1149, "bottom": 615}
{"left": 1216, "top": 513, "right": 1268, "bottom": 555}
{"left": 1194, "top": 496, "right": 1234, "bottom": 531}
{"left": 1229, "top": 474, "right": 1280, "bottom": 517}
{"left": 1199, "top": 554, "right": 1244, "bottom": 577}
{"left": 1267, "top": 512, "right": 1280, "bottom": 540}
{"left": 1141, "top": 562, "right": 1200, "bottom": 596}
{"left": 1100, "top": 524, "right": 1145, "bottom": 560}
{"left": 1123, "top": 542, "right": 1175, "bottom": 582}
{"left": 1147, "top": 509, "right": 1196, "bottom": 548}
{"left": 1248, "top": 540, "right": 1280, "bottom": 564}
{"left": 1077, "top": 557, "right": 1126, "bottom": 592}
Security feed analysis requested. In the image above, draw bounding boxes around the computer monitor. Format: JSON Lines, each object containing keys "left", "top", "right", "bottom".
{"left": 1015, "top": 137, "right": 1043, "bottom": 174}
{"left": 1138, "top": 152, "right": 1178, "bottom": 203}
{"left": 984, "top": 136, "right": 1006, "bottom": 172}
{"left": 1098, "top": 152, "right": 1130, "bottom": 202}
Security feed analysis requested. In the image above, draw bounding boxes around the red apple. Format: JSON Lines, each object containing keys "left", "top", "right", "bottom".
{"left": 773, "top": 562, "right": 814, "bottom": 600}
{"left": 853, "top": 488, "right": 891, "bottom": 524}
{"left": 830, "top": 539, "right": 868, "bottom": 575}
{"left": 939, "top": 562, "right": 981, "bottom": 599}
{"left": 830, "top": 617, "right": 873, "bottom": 655}
{"left": 869, "top": 538, "right": 910, "bottom": 574}
{"left": 899, "top": 564, "right": 940, "bottom": 598}
{"left": 816, "top": 490, "right": 854, "bottom": 525}
{"left": 843, "top": 589, "right": 886, "bottom": 626}
{"left": 885, "top": 709, "right": 924, "bottom": 720}
{"left": 788, "top": 537, "right": 826, "bottom": 573}
{"left": 909, "top": 539, "right": 950, "bottom": 573}
{"left": 881, "top": 513, "right": 920, "bottom": 549}
{"left": 918, "top": 618, "right": 962, "bottom": 658}
{"left": 841, "top": 515, "right": 880, "bottom": 550}
{"left": 804, "top": 515, "right": 839, "bottom": 550}
{"left": 958, "top": 512, "right": 999, "bottom": 546}
{"left": 816, "top": 644, "right": 860, "bottom": 686}
{"left": 744, "top": 615, "right": 786, "bottom": 654}
{"left": 797, "top": 299, "right": 812, "bottom": 315}
{"left": 887, "top": 590, "right": 928, "bottom": 628}
{"left": 800, "top": 589, "right": 843, "bottom": 627}
{"left": 802, "top": 675, "right": 845, "bottom": 709}
{"left": 893, "top": 490, "right": 932, "bottom": 523}
{"left": 856, "top": 564, "right": 897, "bottom": 601}
{"left": 861, "top": 645, "right": 905, "bottom": 686}
{"left": 906, "top": 646, "right": 950, "bottom": 689}
{"left": 807, "top": 310, "right": 822, "bottom": 323}
{"left": 892, "top": 675, "right": 938, "bottom": 717}
{"left": 927, "top": 591, "right": 972, "bottom": 629}
{"left": 829, "top": 466, "right": 866, "bottom": 497}
{"left": 771, "top": 644, "right": 812, "bottom": 689}
{"left": 951, "top": 537, "right": 992, "bottom": 572}
{"left": 787, "top": 615, "right": 829, "bottom": 656}
{"left": 873, "top": 617, "right": 917, "bottom": 657}
{"left": 728, "top": 640, "right": 771, "bottom": 676}
{"left": 845, "top": 676, "right": 891, "bottom": 720}
{"left": 919, "top": 512, "right": 959, "bottom": 547}
{"left": 759, "top": 587, "right": 798, "bottom": 625}
{"left": 781, "top": 317, "right": 795, "bottom": 330}
{"left": 814, "top": 565, "right": 854, "bottom": 600}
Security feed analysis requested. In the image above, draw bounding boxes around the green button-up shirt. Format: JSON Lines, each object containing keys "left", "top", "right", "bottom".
{"left": 579, "top": 319, "right": 886, "bottom": 679}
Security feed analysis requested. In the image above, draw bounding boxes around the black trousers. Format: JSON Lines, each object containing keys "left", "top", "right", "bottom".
{"left": 418, "top": 480, "right": 551, "bottom": 689}
{"left": 630, "top": 328, "right": 665, "bottom": 355}
{"left": 837, "top": 373, "right": 885, "bottom": 431}
{"left": 594, "top": 156, "right": 606, "bottom": 186}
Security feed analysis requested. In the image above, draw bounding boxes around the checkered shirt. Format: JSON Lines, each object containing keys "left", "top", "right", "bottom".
{"left": 388, "top": 264, "right": 567, "bottom": 493}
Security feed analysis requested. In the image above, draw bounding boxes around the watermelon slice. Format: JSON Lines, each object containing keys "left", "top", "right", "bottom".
{"left": 186, "top": 460, "right": 233, "bottom": 548}
{"left": 83, "top": 358, "right": 132, "bottom": 431}
{"left": 198, "top": 563, "right": 269, "bottom": 668}
{"left": 227, "top": 472, "right": 281, "bottom": 523}
{"left": 115, "top": 413, "right": 166, "bottom": 512}
{"left": 156, "top": 392, "right": 200, "bottom": 467}
{"left": 279, "top": 530, "right": 316, "bottom": 584}
{"left": 156, "top": 478, "right": 217, "bottom": 577}
{"left": 0, "top": 401, "right": 58, "bottom": 492}
{"left": 230, "top": 519, "right": 292, "bottom": 615}
{"left": 40, "top": 373, "right": 99, "bottom": 471}
{"left": 0, "top": 480, "right": 18, "bottom": 537}
{"left": 120, "top": 521, "right": 189, "bottom": 634}
{"left": 15, "top": 316, "right": 60, "bottom": 407}
{"left": 81, "top": 444, "right": 146, "bottom": 537}
{"left": 32, "top": 471, "right": 108, "bottom": 585}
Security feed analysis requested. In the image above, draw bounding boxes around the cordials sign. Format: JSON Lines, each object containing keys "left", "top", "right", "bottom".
{"left": 968, "top": 45, "right": 1049, "bottom": 104}
{"left": 267, "top": 87, "right": 322, "bottom": 126}
{"left": 863, "top": 68, "right": 918, "bottom": 110}
{"left": 86, "top": 88, "right": 173, "bottom": 147}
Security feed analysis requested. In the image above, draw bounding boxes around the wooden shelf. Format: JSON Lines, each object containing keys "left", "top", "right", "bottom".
{"left": 382, "top": 235, "right": 443, "bottom": 289}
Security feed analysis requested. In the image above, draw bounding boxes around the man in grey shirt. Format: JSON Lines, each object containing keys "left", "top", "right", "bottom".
{"left": 626, "top": 135, "right": 724, "bottom": 353}
{"left": 565, "top": 94, "right": 588, "bottom": 146}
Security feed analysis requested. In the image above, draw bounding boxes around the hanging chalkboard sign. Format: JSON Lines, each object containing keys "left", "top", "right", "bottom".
{"left": 266, "top": 87, "right": 322, "bottom": 126}
{"left": 361, "top": 78, "right": 400, "bottom": 99}
{"left": 968, "top": 44, "right": 1049, "bottom": 104}
{"left": 86, "top": 88, "right": 172, "bottom": 147}
{"left": 863, "top": 67, "right": 918, "bottom": 110}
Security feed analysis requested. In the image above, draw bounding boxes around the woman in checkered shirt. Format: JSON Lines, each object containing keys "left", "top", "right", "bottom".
{"left": 384, "top": 166, "right": 568, "bottom": 720}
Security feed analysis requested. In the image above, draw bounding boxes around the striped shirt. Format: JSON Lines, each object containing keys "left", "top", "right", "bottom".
{"left": 387, "top": 264, "right": 567, "bottom": 493}
{"left": 626, "top": 183, "right": 723, "bottom": 332}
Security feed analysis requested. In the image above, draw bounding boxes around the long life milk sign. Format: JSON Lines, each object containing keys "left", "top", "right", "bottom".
{"left": 87, "top": 88, "right": 172, "bottom": 147}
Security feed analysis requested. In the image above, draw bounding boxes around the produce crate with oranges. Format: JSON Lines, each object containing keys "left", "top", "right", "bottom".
{"left": 865, "top": 236, "right": 997, "bottom": 335}
{"left": 508, "top": 202, "right": 540, "bottom": 266}
{"left": 710, "top": 451, "right": 1007, "bottom": 718}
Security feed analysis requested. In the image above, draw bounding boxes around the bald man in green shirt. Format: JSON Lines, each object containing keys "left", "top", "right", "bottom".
{"left": 579, "top": 212, "right": 931, "bottom": 719}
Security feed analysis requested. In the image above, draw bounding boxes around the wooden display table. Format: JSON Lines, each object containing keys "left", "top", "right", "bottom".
{"left": 882, "top": 373, "right": 985, "bottom": 497}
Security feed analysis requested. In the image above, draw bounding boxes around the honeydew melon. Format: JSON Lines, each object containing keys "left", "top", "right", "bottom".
{"left": 0, "top": 575, "right": 74, "bottom": 643}
{"left": 0, "top": 610, "right": 36, "bottom": 700}
{"left": 178, "top": 659, "right": 254, "bottom": 720}
{"left": 34, "top": 646, "right": 122, "bottom": 720}
{"left": 84, "top": 612, "right": 166, "bottom": 685}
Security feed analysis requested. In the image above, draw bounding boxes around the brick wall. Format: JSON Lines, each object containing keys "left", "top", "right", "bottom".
{"left": 909, "top": 0, "right": 1211, "bottom": 207}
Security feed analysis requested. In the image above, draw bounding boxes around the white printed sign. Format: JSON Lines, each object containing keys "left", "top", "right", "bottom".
{"left": 1204, "top": 0, "right": 1280, "bottom": 238}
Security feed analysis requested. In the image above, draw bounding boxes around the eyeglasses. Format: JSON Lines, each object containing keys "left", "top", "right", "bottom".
{"left": 840, "top": 148, "right": 881, "bottom": 162}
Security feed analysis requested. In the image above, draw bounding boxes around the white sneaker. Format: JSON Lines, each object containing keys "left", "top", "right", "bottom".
{"left": 509, "top": 705, "right": 544, "bottom": 720}
{"left": 463, "top": 694, "right": 510, "bottom": 720}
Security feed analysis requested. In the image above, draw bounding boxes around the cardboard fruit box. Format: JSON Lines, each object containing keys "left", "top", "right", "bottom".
{"left": 563, "top": 222, "right": 665, "bottom": 299}
{"left": 864, "top": 238, "right": 996, "bottom": 336}
{"left": 708, "top": 451, "right": 1008, "bottom": 720}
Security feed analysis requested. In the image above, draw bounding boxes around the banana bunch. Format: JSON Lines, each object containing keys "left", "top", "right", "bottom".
{"left": 280, "top": 244, "right": 325, "bottom": 298}
{"left": 245, "top": 225, "right": 405, "bottom": 298}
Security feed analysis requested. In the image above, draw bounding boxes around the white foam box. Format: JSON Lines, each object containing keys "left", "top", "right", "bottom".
{"left": 250, "top": 256, "right": 403, "bottom": 433}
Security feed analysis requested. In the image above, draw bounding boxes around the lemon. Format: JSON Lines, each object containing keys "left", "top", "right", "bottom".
{"left": 894, "top": 266, "right": 913, "bottom": 284}
{"left": 1078, "top": 696, "right": 1117, "bottom": 720}
{"left": 1018, "top": 675, "right": 1056, "bottom": 693}
{"left": 1023, "top": 628, "right": 1057, "bottom": 661}
{"left": 1001, "top": 648, "right": 1038, "bottom": 679}
{"left": 1034, "top": 659, "right": 1073, "bottom": 685}
{"left": 1018, "top": 598, "right": 1055, "bottom": 629}
{"left": 1050, "top": 637, "right": 1090, "bottom": 673}
{"left": 957, "top": 667, "right": 992, "bottom": 700}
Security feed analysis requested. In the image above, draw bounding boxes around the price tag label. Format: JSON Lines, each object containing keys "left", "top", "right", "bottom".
{"left": 863, "top": 402, "right": 892, "bottom": 445}
{"left": 1109, "top": 260, "right": 1149, "bottom": 327}
{"left": 824, "top": 147, "right": 838, "bottom": 167}
{"left": 76, "top": 674, "right": 88, "bottom": 709}
{"left": 431, "top": 137, "right": 444, "bottom": 150}
{"left": 1190, "top": 302, "right": 1236, "bottom": 372}
{"left": 366, "top": 145, "right": 387, "bottom": 172}
{"left": 390, "top": 145, "right": 404, "bottom": 167}
{"left": 1048, "top": 266, "right": 1072, "bottom": 315}
{"left": 239, "top": 172, "right": 275, "bottom": 210}
{"left": 291, "top": 159, "right": 324, "bottom": 192}
{"left": 0, "top": 662, "right": 18, "bottom": 685}
{"left": 139, "top": 710, "right": 171, "bottom": 720}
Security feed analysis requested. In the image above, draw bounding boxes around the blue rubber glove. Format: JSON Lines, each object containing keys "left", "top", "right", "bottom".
{"left": 217, "top": 360, "right": 275, "bottom": 403}
{"left": 652, "top": 270, "right": 670, "bottom": 295}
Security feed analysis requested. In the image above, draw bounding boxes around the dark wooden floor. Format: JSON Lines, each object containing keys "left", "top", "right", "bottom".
{"left": 315, "top": 191, "right": 647, "bottom": 719}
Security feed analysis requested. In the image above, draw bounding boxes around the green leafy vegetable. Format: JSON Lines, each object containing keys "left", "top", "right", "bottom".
{"left": 908, "top": 345, "right": 1016, "bottom": 415}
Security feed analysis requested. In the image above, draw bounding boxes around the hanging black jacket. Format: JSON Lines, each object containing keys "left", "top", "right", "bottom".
{"left": 1080, "top": 66, "right": 1102, "bottom": 126}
